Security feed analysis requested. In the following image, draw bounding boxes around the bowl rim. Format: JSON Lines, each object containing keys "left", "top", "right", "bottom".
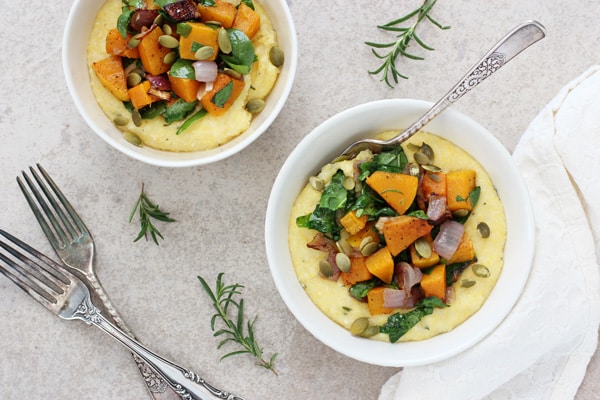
{"left": 62, "top": 0, "right": 298, "bottom": 168}
{"left": 265, "top": 98, "right": 535, "bottom": 367}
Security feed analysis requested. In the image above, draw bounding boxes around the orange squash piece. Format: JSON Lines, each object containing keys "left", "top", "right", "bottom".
{"left": 339, "top": 210, "right": 368, "bottom": 235}
{"left": 341, "top": 256, "right": 373, "bottom": 286}
{"left": 198, "top": 0, "right": 237, "bottom": 28}
{"left": 365, "top": 246, "right": 394, "bottom": 284}
{"left": 410, "top": 233, "right": 440, "bottom": 268}
{"left": 128, "top": 80, "right": 160, "bottom": 109}
{"left": 105, "top": 29, "right": 140, "bottom": 59}
{"left": 144, "top": 0, "right": 161, "bottom": 10}
{"left": 420, "top": 264, "right": 446, "bottom": 301}
{"left": 168, "top": 74, "right": 202, "bottom": 102}
{"left": 92, "top": 55, "right": 129, "bottom": 101}
{"left": 232, "top": 2, "right": 261, "bottom": 39}
{"left": 420, "top": 171, "right": 447, "bottom": 200}
{"left": 200, "top": 73, "right": 245, "bottom": 116}
{"left": 346, "top": 222, "right": 380, "bottom": 249}
{"left": 382, "top": 216, "right": 433, "bottom": 256}
{"left": 179, "top": 22, "right": 219, "bottom": 61}
{"left": 367, "top": 287, "right": 394, "bottom": 315}
{"left": 447, "top": 233, "right": 475, "bottom": 263}
{"left": 366, "top": 171, "right": 418, "bottom": 215}
{"left": 138, "top": 26, "right": 171, "bottom": 75}
{"left": 446, "top": 170, "right": 477, "bottom": 212}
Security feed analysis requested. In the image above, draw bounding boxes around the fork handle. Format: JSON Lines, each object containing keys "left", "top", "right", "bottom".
{"left": 76, "top": 299, "right": 245, "bottom": 400}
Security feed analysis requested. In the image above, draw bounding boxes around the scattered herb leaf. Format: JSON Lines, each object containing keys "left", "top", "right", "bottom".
{"left": 129, "top": 183, "right": 175, "bottom": 245}
{"left": 198, "top": 273, "right": 278, "bottom": 375}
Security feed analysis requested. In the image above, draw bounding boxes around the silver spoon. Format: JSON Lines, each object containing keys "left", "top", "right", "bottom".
{"left": 339, "top": 20, "right": 546, "bottom": 159}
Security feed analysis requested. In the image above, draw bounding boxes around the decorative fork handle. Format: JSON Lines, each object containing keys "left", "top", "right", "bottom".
{"left": 392, "top": 20, "right": 546, "bottom": 144}
{"left": 73, "top": 295, "right": 245, "bottom": 400}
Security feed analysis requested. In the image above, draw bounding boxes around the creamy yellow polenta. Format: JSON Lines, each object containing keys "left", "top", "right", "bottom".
{"left": 87, "top": 0, "right": 280, "bottom": 152}
{"left": 288, "top": 131, "right": 507, "bottom": 342}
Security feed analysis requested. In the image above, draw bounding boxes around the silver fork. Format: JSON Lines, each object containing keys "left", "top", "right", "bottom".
{"left": 17, "top": 164, "right": 180, "bottom": 399}
{"left": 0, "top": 229, "right": 245, "bottom": 400}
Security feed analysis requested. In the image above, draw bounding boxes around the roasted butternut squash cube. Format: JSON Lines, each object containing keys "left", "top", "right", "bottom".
{"left": 138, "top": 25, "right": 172, "bottom": 75}
{"left": 446, "top": 170, "right": 477, "bottom": 212}
{"left": 105, "top": 29, "right": 140, "bottom": 58}
{"left": 341, "top": 256, "right": 373, "bottom": 286}
{"left": 168, "top": 74, "right": 202, "bottom": 102}
{"left": 410, "top": 234, "right": 440, "bottom": 268}
{"left": 346, "top": 222, "right": 380, "bottom": 249}
{"left": 365, "top": 171, "right": 418, "bottom": 215}
{"left": 447, "top": 232, "right": 475, "bottom": 263}
{"left": 200, "top": 73, "right": 245, "bottom": 116}
{"left": 367, "top": 287, "right": 394, "bottom": 315}
{"left": 92, "top": 55, "right": 129, "bottom": 101}
{"left": 420, "top": 171, "right": 447, "bottom": 200}
{"left": 232, "top": 2, "right": 261, "bottom": 39}
{"left": 339, "top": 210, "right": 368, "bottom": 235}
{"left": 198, "top": 0, "right": 237, "bottom": 28}
{"left": 128, "top": 80, "right": 160, "bottom": 109}
{"left": 382, "top": 215, "right": 433, "bottom": 256}
{"left": 178, "top": 22, "right": 219, "bottom": 61}
{"left": 420, "top": 264, "right": 446, "bottom": 301}
{"left": 365, "top": 246, "right": 394, "bottom": 284}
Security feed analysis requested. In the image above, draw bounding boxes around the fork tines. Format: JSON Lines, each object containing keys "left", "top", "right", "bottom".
{"left": 0, "top": 229, "right": 69, "bottom": 309}
{"left": 17, "top": 164, "right": 87, "bottom": 249}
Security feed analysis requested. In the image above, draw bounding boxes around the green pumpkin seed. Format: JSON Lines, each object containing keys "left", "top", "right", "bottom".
{"left": 406, "top": 143, "right": 421, "bottom": 152}
{"left": 128, "top": 35, "right": 141, "bottom": 48}
{"left": 218, "top": 28, "right": 232, "bottom": 54}
{"left": 309, "top": 176, "right": 324, "bottom": 191}
{"left": 127, "top": 72, "right": 142, "bottom": 87}
{"left": 421, "top": 164, "right": 442, "bottom": 172}
{"left": 360, "top": 241, "right": 379, "bottom": 257}
{"left": 132, "top": 109, "right": 142, "bottom": 127}
{"left": 245, "top": 98, "right": 265, "bottom": 114}
{"left": 477, "top": 222, "right": 490, "bottom": 238}
{"left": 420, "top": 143, "right": 434, "bottom": 161}
{"left": 414, "top": 237, "right": 432, "bottom": 258}
{"left": 269, "top": 46, "right": 284, "bottom": 67}
{"left": 342, "top": 176, "right": 355, "bottom": 191}
{"left": 161, "top": 23, "right": 172, "bottom": 36}
{"left": 413, "top": 151, "right": 431, "bottom": 165}
{"left": 453, "top": 208, "right": 469, "bottom": 218}
{"left": 427, "top": 172, "right": 441, "bottom": 182}
{"left": 336, "top": 238, "right": 353, "bottom": 256}
{"left": 158, "top": 34, "right": 179, "bottom": 49}
{"left": 194, "top": 46, "right": 214, "bottom": 60}
{"left": 349, "top": 317, "right": 369, "bottom": 335}
{"left": 113, "top": 116, "right": 129, "bottom": 126}
{"left": 223, "top": 68, "right": 242, "bottom": 80}
{"left": 359, "top": 325, "right": 379, "bottom": 338}
{"left": 472, "top": 264, "right": 491, "bottom": 278}
{"left": 461, "top": 279, "right": 476, "bottom": 288}
{"left": 319, "top": 259, "right": 334, "bottom": 278}
{"left": 153, "top": 14, "right": 164, "bottom": 26}
{"left": 163, "top": 51, "right": 178, "bottom": 65}
{"left": 123, "top": 131, "right": 142, "bottom": 146}
{"left": 335, "top": 252, "right": 351, "bottom": 273}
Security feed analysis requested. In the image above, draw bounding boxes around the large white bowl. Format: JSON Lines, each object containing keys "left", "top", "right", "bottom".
{"left": 265, "top": 99, "right": 535, "bottom": 367}
{"left": 63, "top": 0, "right": 297, "bottom": 167}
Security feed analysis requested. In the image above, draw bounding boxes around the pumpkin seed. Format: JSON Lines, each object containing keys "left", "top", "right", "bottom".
{"left": 113, "top": 116, "right": 129, "bottom": 126}
{"left": 349, "top": 317, "right": 369, "bottom": 335}
{"left": 319, "top": 259, "right": 333, "bottom": 278}
{"left": 269, "top": 46, "right": 285, "bottom": 67}
{"left": 413, "top": 151, "right": 431, "bottom": 165}
{"left": 309, "top": 176, "right": 324, "bottom": 191}
{"left": 420, "top": 143, "right": 434, "bottom": 161}
{"left": 129, "top": 35, "right": 141, "bottom": 48}
{"left": 132, "top": 109, "right": 142, "bottom": 127}
{"left": 335, "top": 252, "right": 351, "bottom": 273}
{"left": 163, "top": 51, "right": 178, "bottom": 65}
{"left": 204, "top": 20, "right": 222, "bottom": 27}
{"left": 414, "top": 237, "right": 432, "bottom": 258}
{"left": 472, "top": 264, "right": 491, "bottom": 278}
{"left": 123, "top": 131, "right": 142, "bottom": 146}
{"left": 153, "top": 14, "right": 164, "bottom": 26}
{"left": 336, "top": 238, "right": 353, "bottom": 256}
{"left": 359, "top": 236, "right": 373, "bottom": 250}
{"left": 427, "top": 172, "right": 441, "bottom": 182}
{"left": 406, "top": 143, "right": 421, "bottom": 153}
{"left": 453, "top": 208, "right": 469, "bottom": 218}
{"left": 223, "top": 68, "right": 242, "bottom": 80}
{"left": 477, "top": 222, "right": 490, "bottom": 238}
{"left": 161, "top": 23, "right": 172, "bottom": 36}
{"left": 360, "top": 241, "right": 379, "bottom": 257}
{"left": 359, "top": 325, "right": 379, "bottom": 338}
{"left": 194, "top": 46, "right": 214, "bottom": 60}
{"left": 158, "top": 34, "right": 179, "bottom": 49}
{"left": 342, "top": 176, "right": 355, "bottom": 191}
{"left": 245, "top": 98, "right": 265, "bottom": 114}
{"left": 421, "top": 164, "right": 442, "bottom": 172}
{"left": 218, "top": 28, "right": 232, "bottom": 54}
{"left": 461, "top": 279, "right": 476, "bottom": 288}
{"left": 127, "top": 72, "right": 142, "bottom": 87}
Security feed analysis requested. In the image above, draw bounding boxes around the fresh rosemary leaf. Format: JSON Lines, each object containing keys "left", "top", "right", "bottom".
{"left": 198, "top": 273, "right": 278, "bottom": 375}
{"left": 129, "top": 183, "right": 175, "bottom": 245}
{"left": 366, "top": 0, "right": 450, "bottom": 87}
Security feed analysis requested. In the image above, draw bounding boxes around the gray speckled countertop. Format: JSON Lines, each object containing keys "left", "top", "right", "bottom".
{"left": 0, "top": 1, "right": 598, "bottom": 399}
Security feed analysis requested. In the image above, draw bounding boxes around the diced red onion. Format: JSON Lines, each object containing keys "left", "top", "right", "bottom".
{"left": 427, "top": 194, "right": 449, "bottom": 224}
{"left": 396, "top": 262, "right": 422, "bottom": 291}
{"left": 146, "top": 74, "right": 171, "bottom": 91}
{"left": 433, "top": 220, "right": 464, "bottom": 259}
{"left": 383, "top": 288, "right": 409, "bottom": 308}
{"left": 193, "top": 61, "right": 218, "bottom": 83}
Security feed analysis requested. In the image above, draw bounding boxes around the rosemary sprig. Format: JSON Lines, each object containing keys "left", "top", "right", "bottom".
{"left": 128, "top": 183, "right": 175, "bottom": 245}
{"left": 366, "top": 0, "right": 450, "bottom": 87}
{"left": 198, "top": 273, "right": 278, "bottom": 375}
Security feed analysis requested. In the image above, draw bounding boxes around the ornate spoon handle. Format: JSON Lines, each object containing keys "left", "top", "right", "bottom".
{"left": 391, "top": 20, "right": 546, "bottom": 144}
{"left": 74, "top": 296, "right": 245, "bottom": 400}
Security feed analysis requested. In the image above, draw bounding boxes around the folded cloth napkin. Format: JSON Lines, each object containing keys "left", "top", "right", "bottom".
{"left": 379, "top": 66, "right": 600, "bottom": 400}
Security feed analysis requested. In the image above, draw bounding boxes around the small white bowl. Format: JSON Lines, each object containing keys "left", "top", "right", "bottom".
{"left": 265, "top": 99, "right": 535, "bottom": 367}
{"left": 63, "top": 0, "right": 297, "bottom": 167}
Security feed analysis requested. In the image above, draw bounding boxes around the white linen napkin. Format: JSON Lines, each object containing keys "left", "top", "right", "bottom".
{"left": 379, "top": 66, "right": 600, "bottom": 400}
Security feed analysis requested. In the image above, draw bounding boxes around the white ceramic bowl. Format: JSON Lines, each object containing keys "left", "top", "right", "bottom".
{"left": 265, "top": 99, "right": 535, "bottom": 367}
{"left": 63, "top": 0, "right": 297, "bottom": 167}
